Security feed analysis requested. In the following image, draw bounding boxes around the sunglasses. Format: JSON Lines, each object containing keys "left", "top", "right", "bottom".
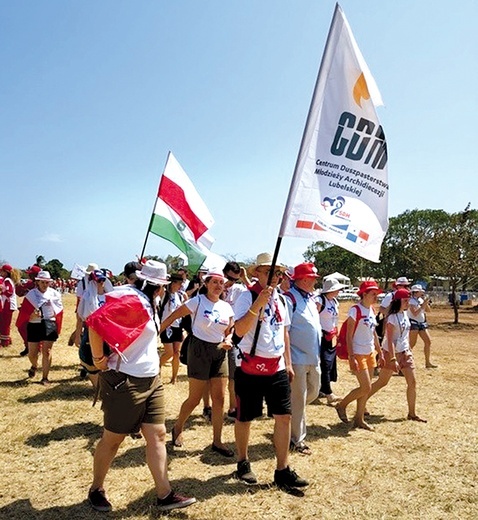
{"left": 259, "top": 268, "right": 284, "bottom": 278}
{"left": 226, "top": 275, "right": 241, "bottom": 283}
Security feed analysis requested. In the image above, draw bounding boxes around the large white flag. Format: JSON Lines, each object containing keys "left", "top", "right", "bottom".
{"left": 148, "top": 152, "right": 215, "bottom": 272}
{"left": 280, "top": 3, "right": 388, "bottom": 262}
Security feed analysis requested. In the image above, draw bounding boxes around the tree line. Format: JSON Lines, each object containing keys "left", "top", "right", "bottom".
{"left": 304, "top": 206, "right": 478, "bottom": 323}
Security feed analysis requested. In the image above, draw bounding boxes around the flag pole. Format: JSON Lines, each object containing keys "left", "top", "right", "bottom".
{"left": 139, "top": 151, "right": 172, "bottom": 260}
{"left": 278, "top": 2, "right": 341, "bottom": 237}
{"left": 250, "top": 4, "right": 341, "bottom": 354}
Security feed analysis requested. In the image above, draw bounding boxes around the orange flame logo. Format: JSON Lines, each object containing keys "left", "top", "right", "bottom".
{"left": 353, "top": 73, "right": 370, "bottom": 107}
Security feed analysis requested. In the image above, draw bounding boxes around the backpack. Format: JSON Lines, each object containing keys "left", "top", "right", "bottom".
{"left": 335, "top": 305, "right": 364, "bottom": 360}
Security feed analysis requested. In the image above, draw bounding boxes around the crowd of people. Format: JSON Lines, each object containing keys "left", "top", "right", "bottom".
{"left": 0, "top": 256, "right": 437, "bottom": 513}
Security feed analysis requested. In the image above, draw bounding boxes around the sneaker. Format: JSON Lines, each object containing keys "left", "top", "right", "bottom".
{"left": 236, "top": 460, "right": 258, "bottom": 485}
{"left": 28, "top": 366, "right": 37, "bottom": 378}
{"left": 156, "top": 490, "right": 196, "bottom": 512}
{"left": 274, "top": 466, "right": 309, "bottom": 488}
{"left": 88, "top": 487, "right": 112, "bottom": 512}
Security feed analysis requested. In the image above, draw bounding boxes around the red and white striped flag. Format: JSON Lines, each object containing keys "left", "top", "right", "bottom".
{"left": 149, "top": 152, "right": 214, "bottom": 272}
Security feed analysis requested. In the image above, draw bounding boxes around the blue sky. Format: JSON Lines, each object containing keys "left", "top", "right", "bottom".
{"left": 1, "top": 0, "right": 477, "bottom": 275}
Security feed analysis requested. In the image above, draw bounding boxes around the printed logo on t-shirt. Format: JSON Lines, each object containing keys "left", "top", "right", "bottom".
{"left": 204, "top": 309, "right": 229, "bottom": 326}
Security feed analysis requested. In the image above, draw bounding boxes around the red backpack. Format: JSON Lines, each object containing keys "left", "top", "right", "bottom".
{"left": 335, "top": 305, "right": 364, "bottom": 360}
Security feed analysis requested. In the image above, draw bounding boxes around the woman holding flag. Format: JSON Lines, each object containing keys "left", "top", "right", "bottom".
{"left": 85, "top": 260, "right": 196, "bottom": 513}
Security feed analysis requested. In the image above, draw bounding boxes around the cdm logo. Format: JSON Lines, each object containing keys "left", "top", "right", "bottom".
{"left": 330, "top": 111, "right": 387, "bottom": 170}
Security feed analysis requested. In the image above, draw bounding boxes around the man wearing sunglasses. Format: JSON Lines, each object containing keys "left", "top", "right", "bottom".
{"left": 232, "top": 253, "right": 308, "bottom": 491}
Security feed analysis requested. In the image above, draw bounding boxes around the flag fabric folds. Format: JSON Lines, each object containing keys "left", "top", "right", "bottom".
{"left": 85, "top": 290, "right": 150, "bottom": 356}
{"left": 279, "top": 3, "right": 388, "bottom": 262}
{"left": 149, "top": 152, "right": 215, "bottom": 272}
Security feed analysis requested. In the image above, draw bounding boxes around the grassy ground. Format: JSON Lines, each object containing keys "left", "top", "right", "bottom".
{"left": 0, "top": 294, "right": 477, "bottom": 519}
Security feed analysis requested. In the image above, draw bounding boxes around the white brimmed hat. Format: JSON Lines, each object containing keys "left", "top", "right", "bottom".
{"left": 394, "top": 276, "right": 411, "bottom": 287}
{"left": 322, "top": 278, "right": 346, "bottom": 293}
{"left": 136, "top": 260, "right": 170, "bottom": 286}
{"left": 204, "top": 267, "right": 228, "bottom": 282}
{"left": 35, "top": 270, "right": 53, "bottom": 282}
{"left": 85, "top": 262, "right": 99, "bottom": 274}
{"left": 411, "top": 284, "right": 425, "bottom": 293}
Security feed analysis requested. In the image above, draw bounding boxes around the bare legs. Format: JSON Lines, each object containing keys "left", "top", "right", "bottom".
{"left": 173, "top": 377, "right": 228, "bottom": 449}
{"left": 336, "top": 368, "right": 374, "bottom": 430}
{"left": 235, "top": 414, "right": 291, "bottom": 470}
{"left": 28, "top": 340, "right": 54, "bottom": 381}
{"left": 160, "top": 341, "right": 181, "bottom": 383}
{"left": 366, "top": 365, "right": 425, "bottom": 421}
{"left": 410, "top": 329, "right": 436, "bottom": 367}
{"left": 91, "top": 424, "right": 171, "bottom": 498}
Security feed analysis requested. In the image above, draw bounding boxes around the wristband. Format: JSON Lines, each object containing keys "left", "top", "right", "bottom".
{"left": 389, "top": 357, "right": 397, "bottom": 362}
{"left": 247, "top": 309, "right": 258, "bottom": 316}
{"left": 93, "top": 356, "right": 106, "bottom": 362}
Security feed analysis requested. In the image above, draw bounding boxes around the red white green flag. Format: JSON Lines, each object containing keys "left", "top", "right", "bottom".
{"left": 149, "top": 152, "right": 214, "bottom": 272}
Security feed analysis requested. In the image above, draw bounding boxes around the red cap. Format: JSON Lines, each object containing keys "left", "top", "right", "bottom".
{"left": 291, "top": 263, "right": 320, "bottom": 280}
{"left": 357, "top": 280, "right": 383, "bottom": 296}
{"left": 393, "top": 288, "right": 411, "bottom": 300}
{"left": 1, "top": 264, "right": 13, "bottom": 273}
{"left": 27, "top": 265, "right": 42, "bottom": 275}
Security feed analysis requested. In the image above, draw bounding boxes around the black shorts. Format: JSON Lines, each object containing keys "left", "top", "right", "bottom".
{"left": 187, "top": 335, "right": 228, "bottom": 380}
{"left": 235, "top": 368, "right": 291, "bottom": 422}
{"left": 100, "top": 371, "right": 165, "bottom": 434}
{"left": 79, "top": 327, "right": 100, "bottom": 374}
{"left": 160, "top": 326, "right": 183, "bottom": 344}
{"left": 27, "top": 321, "right": 59, "bottom": 343}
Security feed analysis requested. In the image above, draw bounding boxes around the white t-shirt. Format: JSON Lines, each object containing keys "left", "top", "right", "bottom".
{"left": 380, "top": 291, "right": 394, "bottom": 310}
{"left": 382, "top": 312, "right": 410, "bottom": 353}
{"left": 224, "top": 283, "right": 247, "bottom": 307}
{"left": 234, "top": 288, "right": 290, "bottom": 368}
{"left": 102, "top": 287, "right": 160, "bottom": 377}
{"left": 317, "top": 294, "right": 339, "bottom": 332}
{"left": 408, "top": 297, "right": 426, "bottom": 323}
{"left": 160, "top": 291, "right": 184, "bottom": 327}
{"left": 185, "top": 295, "right": 234, "bottom": 343}
{"left": 348, "top": 303, "right": 377, "bottom": 355}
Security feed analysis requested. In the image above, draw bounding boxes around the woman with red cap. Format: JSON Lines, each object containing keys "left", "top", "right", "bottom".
{"left": 335, "top": 280, "right": 383, "bottom": 430}
{"left": 0, "top": 264, "right": 20, "bottom": 347}
{"left": 367, "top": 288, "right": 427, "bottom": 422}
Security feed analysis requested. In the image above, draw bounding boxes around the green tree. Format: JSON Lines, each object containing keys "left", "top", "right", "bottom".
{"left": 427, "top": 205, "right": 478, "bottom": 323}
{"left": 43, "top": 259, "right": 70, "bottom": 280}
{"left": 304, "top": 241, "right": 371, "bottom": 284}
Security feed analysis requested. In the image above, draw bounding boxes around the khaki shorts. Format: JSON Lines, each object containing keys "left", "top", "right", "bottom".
{"left": 99, "top": 371, "right": 165, "bottom": 434}
{"left": 353, "top": 352, "right": 377, "bottom": 371}
{"left": 187, "top": 335, "right": 228, "bottom": 380}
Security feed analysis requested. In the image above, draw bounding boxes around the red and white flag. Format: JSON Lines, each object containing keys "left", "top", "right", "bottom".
{"left": 148, "top": 152, "right": 214, "bottom": 272}
{"left": 279, "top": 4, "right": 388, "bottom": 262}
{"left": 85, "top": 288, "right": 150, "bottom": 355}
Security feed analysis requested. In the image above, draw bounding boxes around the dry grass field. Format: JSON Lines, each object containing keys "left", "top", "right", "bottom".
{"left": 0, "top": 293, "right": 477, "bottom": 519}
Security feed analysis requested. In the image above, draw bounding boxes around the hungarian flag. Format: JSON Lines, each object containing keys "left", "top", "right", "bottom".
{"left": 149, "top": 152, "right": 215, "bottom": 272}
{"left": 279, "top": 4, "right": 388, "bottom": 262}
